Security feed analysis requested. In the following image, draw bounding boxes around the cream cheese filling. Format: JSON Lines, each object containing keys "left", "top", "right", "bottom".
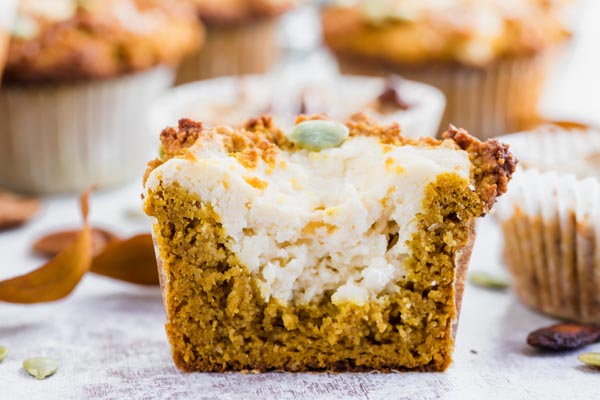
{"left": 146, "top": 135, "right": 471, "bottom": 305}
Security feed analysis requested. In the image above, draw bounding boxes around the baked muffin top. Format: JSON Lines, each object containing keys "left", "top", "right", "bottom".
{"left": 322, "top": 0, "right": 570, "bottom": 67}
{"left": 5, "top": 0, "right": 203, "bottom": 84}
{"left": 190, "top": 0, "right": 296, "bottom": 26}
{"left": 146, "top": 114, "right": 516, "bottom": 214}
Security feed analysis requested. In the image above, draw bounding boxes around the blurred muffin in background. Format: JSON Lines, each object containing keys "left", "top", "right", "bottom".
{"left": 151, "top": 74, "right": 445, "bottom": 138}
{"left": 176, "top": 0, "right": 297, "bottom": 84}
{"left": 0, "top": 0, "right": 20, "bottom": 81}
{"left": 321, "top": 0, "right": 570, "bottom": 139}
{"left": 0, "top": 0, "right": 202, "bottom": 194}
{"left": 496, "top": 124, "right": 600, "bottom": 323}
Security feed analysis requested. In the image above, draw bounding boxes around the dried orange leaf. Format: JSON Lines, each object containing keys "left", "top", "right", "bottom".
{"left": 549, "top": 120, "right": 591, "bottom": 130}
{"left": 33, "top": 228, "right": 119, "bottom": 258}
{"left": 0, "top": 192, "right": 92, "bottom": 304}
{"left": 91, "top": 234, "right": 158, "bottom": 285}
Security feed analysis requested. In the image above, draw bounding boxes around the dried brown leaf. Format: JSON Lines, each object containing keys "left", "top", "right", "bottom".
{"left": 91, "top": 234, "right": 158, "bottom": 285}
{"left": 33, "top": 228, "right": 119, "bottom": 258}
{"left": 527, "top": 323, "right": 600, "bottom": 351}
{"left": 0, "top": 192, "right": 92, "bottom": 304}
{"left": 0, "top": 192, "right": 41, "bottom": 231}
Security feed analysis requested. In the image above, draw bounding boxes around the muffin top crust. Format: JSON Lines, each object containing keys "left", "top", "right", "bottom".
{"left": 5, "top": 0, "right": 203, "bottom": 84}
{"left": 189, "top": 0, "right": 296, "bottom": 26}
{"left": 146, "top": 114, "right": 516, "bottom": 214}
{"left": 322, "top": 0, "right": 570, "bottom": 66}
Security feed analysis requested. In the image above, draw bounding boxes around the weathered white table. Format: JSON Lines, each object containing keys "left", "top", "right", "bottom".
{"left": 1, "top": 181, "right": 599, "bottom": 400}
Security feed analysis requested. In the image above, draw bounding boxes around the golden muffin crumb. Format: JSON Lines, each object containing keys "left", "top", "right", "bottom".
{"left": 144, "top": 116, "right": 515, "bottom": 372}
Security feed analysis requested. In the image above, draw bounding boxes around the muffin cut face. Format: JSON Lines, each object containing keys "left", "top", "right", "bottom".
{"left": 143, "top": 115, "right": 515, "bottom": 372}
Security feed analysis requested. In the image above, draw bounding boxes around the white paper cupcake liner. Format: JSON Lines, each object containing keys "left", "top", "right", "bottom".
{"left": 150, "top": 74, "right": 445, "bottom": 139}
{"left": 338, "top": 50, "right": 555, "bottom": 139}
{"left": 496, "top": 169, "right": 600, "bottom": 323}
{"left": 0, "top": 67, "right": 174, "bottom": 194}
{"left": 498, "top": 125, "right": 600, "bottom": 180}
{"left": 175, "top": 19, "right": 278, "bottom": 85}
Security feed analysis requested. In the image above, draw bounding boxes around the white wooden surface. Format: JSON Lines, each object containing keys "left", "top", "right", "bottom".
{"left": 3, "top": 2, "right": 600, "bottom": 398}
{"left": 1, "top": 185, "right": 599, "bottom": 400}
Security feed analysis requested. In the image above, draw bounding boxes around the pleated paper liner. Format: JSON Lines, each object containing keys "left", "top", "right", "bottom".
{"left": 337, "top": 50, "right": 555, "bottom": 140}
{"left": 175, "top": 19, "right": 278, "bottom": 85}
{"left": 0, "top": 67, "right": 174, "bottom": 194}
{"left": 497, "top": 169, "right": 600, "bottom": 323}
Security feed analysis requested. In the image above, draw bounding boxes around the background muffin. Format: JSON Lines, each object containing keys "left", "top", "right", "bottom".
{"left": 0, "top": 0, "right": 202, "bottom": 194}
{"left": 496, "top": 124, "right": 600, "bottom": 323}
{"left": 150, "top": 74, "right": 446, "bottom": 138}
{"left": 321, "top": 0, "right": 570, "bottom": 139}
{"left": 176, "top": 0, "right": 296, "bottom": 84}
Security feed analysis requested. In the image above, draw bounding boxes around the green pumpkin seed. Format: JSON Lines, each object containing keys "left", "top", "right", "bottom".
{"left": 158, "top": 145, "right": 166, "bottom": 158}
{"left": 23, "top": 357, "right": 59, "bottom": 380}
{"left": 578, "top": 352, "right": 600, "bottom": 367}
{"left": 0, "top": 346, "right": 8, "bottom": 363}
{"left": 289, "top": 120, "right": 349, "bottom": 151}
{"left": 469, "top": 271, "right": 509, "bottom": 290}
{"left": 124, "top": 206, "right": 146, "bottom": 221}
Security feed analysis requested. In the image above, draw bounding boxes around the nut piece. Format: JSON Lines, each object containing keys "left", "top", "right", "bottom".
{"left": 377, "top": 77, "right": 411, "bottom": 112}
{"left": 578, "top": 352, "right": 600, "bottom": 367}
{"left": 289, "top": 120, "right": 349, "bottom": 151}
{"left": 33, "top": 228, "right": 119, "bottom": 258}
{"left": 527, "top": 323, "right": 600, "bottom": 351}
{"left": 0, "top": 345, "right": 8, "bottom": 362}
{"left": 0, "top": 192, "right": 40, "bottom": 231}
{"left": 23, "top": 357, "right": 59, "bottom": 380}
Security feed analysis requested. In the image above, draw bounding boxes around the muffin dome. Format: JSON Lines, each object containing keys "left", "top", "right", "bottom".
{"left": 5, "top": 0, "right": 203, "bottom": 84}
{"left": 322, "top": 0, "right": 569, "bottom": 67}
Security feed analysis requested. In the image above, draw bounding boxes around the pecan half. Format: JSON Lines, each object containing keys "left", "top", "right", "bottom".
{"left": 376, "top": 76, "right": 411, "bottom": 112}
{"left": 527, "top": 323, "right": 600, "bottom": 351}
